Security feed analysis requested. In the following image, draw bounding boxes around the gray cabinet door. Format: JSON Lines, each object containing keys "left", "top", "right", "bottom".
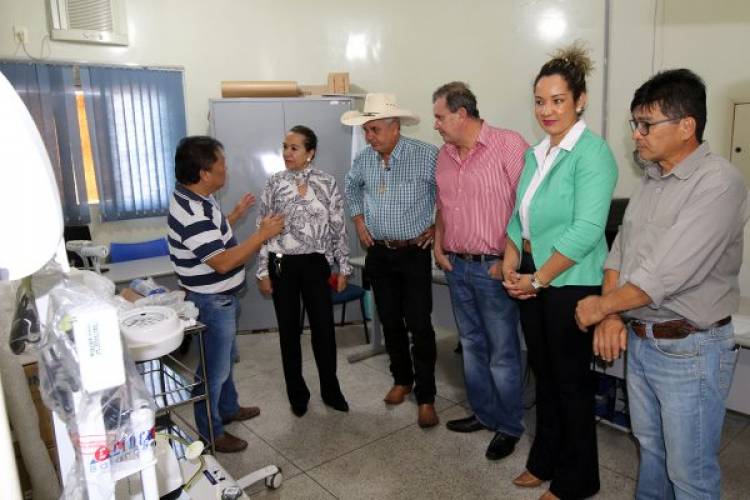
{"left": 210, "top": 97, "right": 356, "bottom": 331}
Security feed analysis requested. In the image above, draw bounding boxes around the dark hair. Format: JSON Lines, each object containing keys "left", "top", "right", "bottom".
{"left": 432, "top": 81, "right": 480, "bottom": 119}
{"left": 630, "top": 68, "right": 707, "bottom": 142}
{"left": 534, "top": 42, "right": 593, "bottom": 103}
{"left": 174, "top": 136, "right": 224, "bottom": 185}
{"left": 289, "top": 125, "right": 318, "bottom": 152}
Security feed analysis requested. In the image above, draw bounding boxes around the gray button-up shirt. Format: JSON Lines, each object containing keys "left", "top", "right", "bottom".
{"left": 605, "top": 142, "right": 747, "bottom": 328}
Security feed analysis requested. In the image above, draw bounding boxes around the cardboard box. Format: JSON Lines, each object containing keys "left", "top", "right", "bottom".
{"left": 23, "top": 362, "right": 56, "bottom": 449}
{"left": 327, "top": 72, "right": 350, "bottom": 94}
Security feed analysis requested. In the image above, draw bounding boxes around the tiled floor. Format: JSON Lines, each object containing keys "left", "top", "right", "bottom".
{"left": 177, "top": 324, "right": 750, "bottom": 499}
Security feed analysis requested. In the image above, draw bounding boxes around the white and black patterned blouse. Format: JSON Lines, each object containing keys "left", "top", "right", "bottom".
{"left": 255, "top": 166, "right": 352, "bottom": 279}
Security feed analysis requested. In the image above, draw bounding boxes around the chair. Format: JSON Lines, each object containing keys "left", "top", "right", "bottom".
{"left": 301, "top": 284, "right": 370, "bottom": 343}
{"left": 64, "top": 224, "right": 92, "bottom": 267}
{"left": 109, "top": 237, "right": 169, "bottom": 263}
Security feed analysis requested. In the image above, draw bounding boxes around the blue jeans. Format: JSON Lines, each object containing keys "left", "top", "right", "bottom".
{"left": 627, "top": 322, "right": 738, "bottom": 499}
{"left": 188, "top": 291, "right": 241, "bottom": 440}
{"left": 444, "top": 254, "right": 524, "bottom": 437}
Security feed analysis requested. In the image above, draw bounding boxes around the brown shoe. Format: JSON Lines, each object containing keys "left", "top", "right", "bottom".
{"left": 383, "top": 384, "right": 412, "bottom": 405}
{"left": 539, "top": 490, "right": 560, "bottom": 500}
{"left": 214, "top": 431, "right": 248, "bottom": 453}
{"left": 417, "top": 404, "right": 439, "bottom": 428}
{"left": 513, "top": 470, "right": 544, "bottom": 488}
{"left": 222, "top": 406, "right": 260, "bottom": 425}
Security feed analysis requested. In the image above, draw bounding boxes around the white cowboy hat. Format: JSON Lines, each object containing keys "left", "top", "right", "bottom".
{"left": 340, "top": 93, "right": 420, "bottom": 126}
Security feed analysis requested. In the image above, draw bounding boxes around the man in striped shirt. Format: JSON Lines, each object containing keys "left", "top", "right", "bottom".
{"left": 432, "top": 82, "right": 529, "bottom": 461}
{"left": 342, "top": 94, "right": 440, "bottom": 428}
{"left": 168, "top": 136, "right": 284, "bottom": 453}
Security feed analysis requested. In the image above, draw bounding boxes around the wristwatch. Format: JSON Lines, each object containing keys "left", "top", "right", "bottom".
{"left": 530, "top": 273, "right": 546, "bottom": 291}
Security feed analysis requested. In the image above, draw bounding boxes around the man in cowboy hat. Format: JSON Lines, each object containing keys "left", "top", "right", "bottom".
{"left": 342, "top": 93, "right": 440, "bottom": 428}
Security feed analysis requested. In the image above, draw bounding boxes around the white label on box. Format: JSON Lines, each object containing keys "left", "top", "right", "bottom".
{"left": 72, "top": 303, "right": 126, "bottom": 392}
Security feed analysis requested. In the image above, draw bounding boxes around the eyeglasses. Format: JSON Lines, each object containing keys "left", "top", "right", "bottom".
{"left": 629, "top": 117, "right": 681, "bottom": 136}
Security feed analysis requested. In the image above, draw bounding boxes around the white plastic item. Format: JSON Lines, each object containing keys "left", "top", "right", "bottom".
{"left": 119, "top": 306, "right": 187, "bottom": 361}
{"left": 0, "top": 72, "right": 64, "bottom": 281}
{"left": 130, "top": 277, "right": 167, "bottom": 296}
{"left": 154, "top": 435, "right": 183, "bottom": 496}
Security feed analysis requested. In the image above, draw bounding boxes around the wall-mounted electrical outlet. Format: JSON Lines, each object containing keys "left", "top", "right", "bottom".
{"left": 13, "top": 26, "right": 29, "bottom": 44}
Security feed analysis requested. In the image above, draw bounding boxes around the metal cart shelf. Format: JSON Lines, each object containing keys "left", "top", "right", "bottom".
{"left": 136, "top": 322, "right": 215, "bottom": 454}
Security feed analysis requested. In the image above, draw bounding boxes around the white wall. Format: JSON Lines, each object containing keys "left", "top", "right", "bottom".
{"left": 2, "top": 0, "right": 750, "bottom": 294}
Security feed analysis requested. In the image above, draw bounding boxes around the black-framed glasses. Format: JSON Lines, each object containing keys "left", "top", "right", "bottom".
{"left": 629, "top": 117, "right": 681, "bottom": 136}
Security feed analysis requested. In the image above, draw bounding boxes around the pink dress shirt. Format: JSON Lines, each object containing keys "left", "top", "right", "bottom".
{"left": 436, "top": 122, "right": 528, "bottom": 255}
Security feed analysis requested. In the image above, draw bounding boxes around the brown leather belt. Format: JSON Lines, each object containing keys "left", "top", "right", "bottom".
{"left": 522, "top": 239, "right": 532, "bottom": 253}
{"left": 374, "top": 238, "right": 421, "bottom": 249}
{"left": 449, "top": 252, "right": 503, "bottom": 263}
{"left": 630, "top": 316, "right": 731, "bottom": 339}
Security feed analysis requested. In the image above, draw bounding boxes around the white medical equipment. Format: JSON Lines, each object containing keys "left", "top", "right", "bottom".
{"left": 66, "top": 240, "right": 110, "bottom": 274}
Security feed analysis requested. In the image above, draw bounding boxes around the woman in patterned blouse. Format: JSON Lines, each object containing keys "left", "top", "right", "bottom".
{"left": 256, "top": 125, "right": 351, "bottom": 416}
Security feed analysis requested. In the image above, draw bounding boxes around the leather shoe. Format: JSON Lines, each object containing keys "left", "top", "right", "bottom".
{"left": 222, "top": 406, "right": 260, "bottom": 425}
{"left": 214, "top": 431, "right": 248, "bottom": 453}
{"left": 323, "top": 394, "right": 350, "bottom": 412}
{"left": 485, "top": 431, "right": 518, "bottom": 460}
{"left": 513, "top": 470, "right": 544, "bottom": 488}
{"left": 383, "top": 384, "right": 412, "bottom": 405}
{"left": 291, "top": 402, "right": 308, "bottom": 417}
{"left": 446, "top": 414, "right": 486, "bottom": 433}
{"left": 539, "top": 491, "right": 560, "bottom": 500}
{"left": 417, "top": 404, "right": 439, "bottom": 428}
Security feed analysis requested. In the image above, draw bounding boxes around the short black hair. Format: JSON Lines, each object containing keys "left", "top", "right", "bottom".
{"left": 174, "top": 136, "right": 224, "bottom": 185}
{"left": 432, "top": 81, "right": 480, "bottom": 119}
{"left": 630, "top": 68, "right": 707, "bottom": 141}
{"left": 288, "top": 125, "right": 318, "bottom": 152}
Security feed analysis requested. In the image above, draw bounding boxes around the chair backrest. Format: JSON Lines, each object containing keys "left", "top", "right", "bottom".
{"left": 109, "top": 237, "right": 169, "bottom": 263}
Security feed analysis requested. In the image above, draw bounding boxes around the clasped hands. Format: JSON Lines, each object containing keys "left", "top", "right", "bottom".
{"left": 576, "top": 295, "right": 628, "bottom": 362}
{"left": 501, "top": 269, "right": 538, "bottom": 300}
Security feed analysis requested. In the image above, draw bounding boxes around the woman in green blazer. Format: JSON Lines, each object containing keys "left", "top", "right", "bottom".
{"left": 502, "top": 45, "right": 618, "bottom": 500}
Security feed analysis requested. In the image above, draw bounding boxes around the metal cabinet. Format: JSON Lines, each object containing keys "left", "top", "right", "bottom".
{"left": 209, "top": 97, "right": 360, "bottom": 331}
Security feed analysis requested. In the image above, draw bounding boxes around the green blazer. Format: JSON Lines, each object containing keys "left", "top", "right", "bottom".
{"left": 507, "top": 128, "right": 618, "bottom": 287}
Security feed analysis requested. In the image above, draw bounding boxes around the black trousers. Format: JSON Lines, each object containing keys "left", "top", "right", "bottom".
{"left": 269, "top": 253, "right": 342, "bottom": 407}
{"left": 519, "top": 252, "right": 600, "bottom": 499}
{"left": 365, "top": 244, "right": 436, "bottom": 404}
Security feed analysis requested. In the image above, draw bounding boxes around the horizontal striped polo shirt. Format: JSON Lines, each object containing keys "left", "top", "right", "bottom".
{"left": 167, "top": 184, "right": 244, "bottom": 295}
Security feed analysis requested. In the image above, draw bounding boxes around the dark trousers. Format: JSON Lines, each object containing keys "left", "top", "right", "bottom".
{"left": 365, "top": 244, "right": 436, "bottom": 404}
{"left": 519, "top": 252, "right": 600, "bottom": 499}
{"left": 269, "top": 253, "right": 342, "bottom": 407}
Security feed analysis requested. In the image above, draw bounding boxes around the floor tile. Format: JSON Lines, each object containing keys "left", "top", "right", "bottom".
{"left": 720, "top": 424, "right": 750, "bottom": 499}
{"left": 233, "top": 355, "right": 455, "bottom": 471}
{"left": 596, "top": 424, "right": 639, "bottom": 481}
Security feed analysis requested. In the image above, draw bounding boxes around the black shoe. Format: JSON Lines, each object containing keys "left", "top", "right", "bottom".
{"left": 446, "top": 414, "right": 486, "bottom": 433}
{"left": 322, "top": 394, "right": 350, "bottom": 412}
{"left": 485, "top": 432, "right": 518, "bottom": 460}
{"left": 291, "top": 403, "right": 308, "bottom": 417}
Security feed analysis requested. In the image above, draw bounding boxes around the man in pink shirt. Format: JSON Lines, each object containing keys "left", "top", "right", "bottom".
{"left": 433, "top": 82, "right": 528, "bottom": 461}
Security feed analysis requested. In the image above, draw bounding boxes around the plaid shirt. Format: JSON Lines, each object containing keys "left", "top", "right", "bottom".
{"left": 344, "top": 136, "right": 437, "bottom": 240}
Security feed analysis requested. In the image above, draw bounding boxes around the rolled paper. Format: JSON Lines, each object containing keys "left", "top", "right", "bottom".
{"left": 221, "top": 81, "right": 300, "bottom": 98}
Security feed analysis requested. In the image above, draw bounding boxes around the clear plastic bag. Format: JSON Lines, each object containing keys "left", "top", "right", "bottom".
{"left": 34, "top": 280, "right": 157, "bottom": 498}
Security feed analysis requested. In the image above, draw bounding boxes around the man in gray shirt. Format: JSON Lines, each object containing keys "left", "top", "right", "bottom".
{"left": 575, "top": 69, "right": 746, "bottom": 499}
